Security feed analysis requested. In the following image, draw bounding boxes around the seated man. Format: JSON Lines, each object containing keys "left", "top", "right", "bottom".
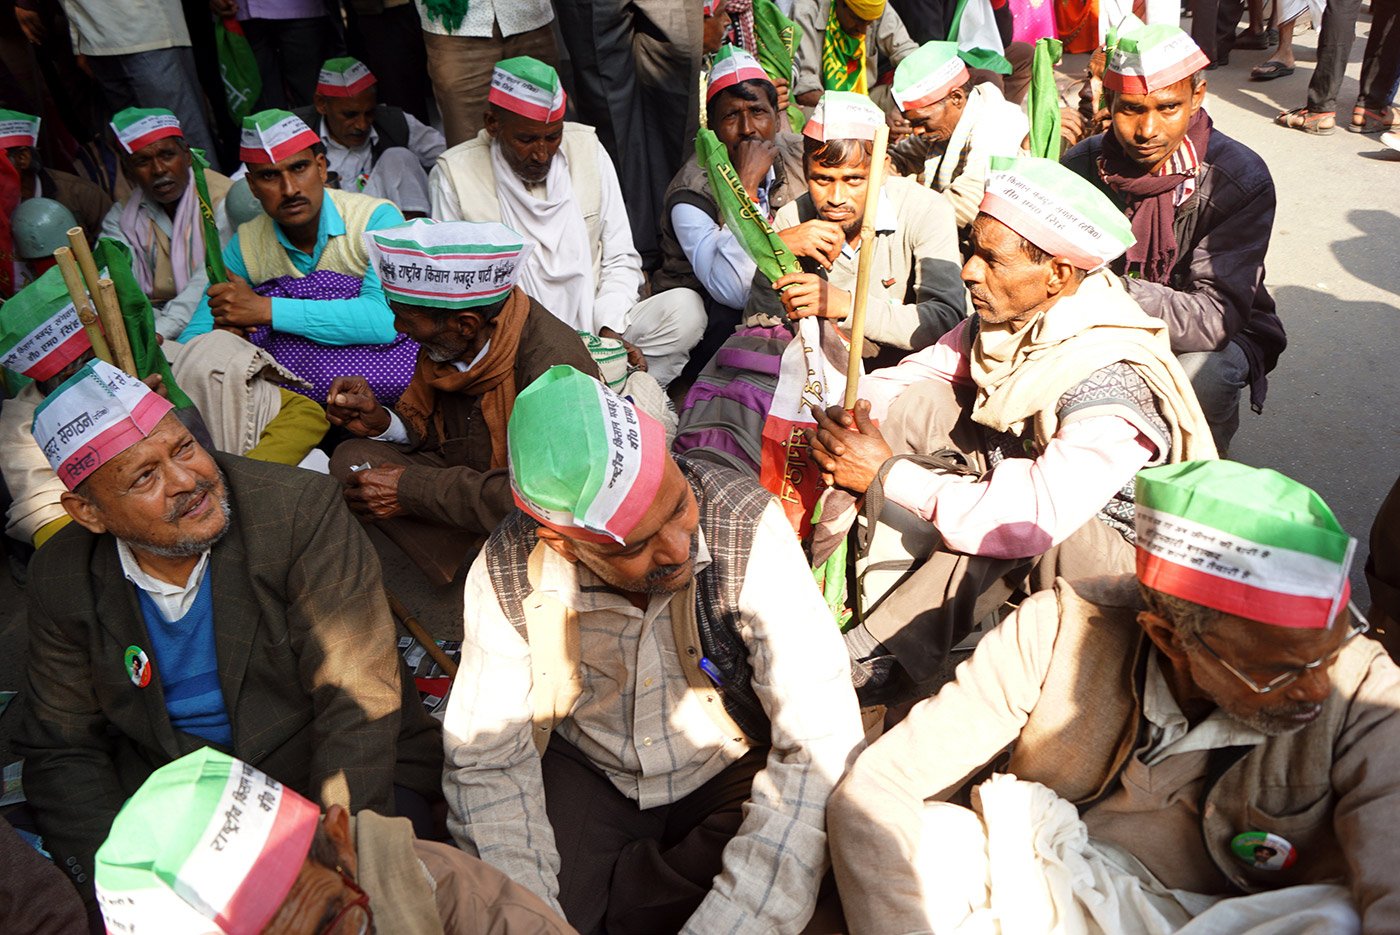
{"left": 653, "top": 46, "right": 811, "bottom": 378}
{"left": 1, "top": 108, "right": 111, "bottom": 243}
{"left": 886, "top": 40, "right": 1028, "bottom": 230}
{"left": 294, "top": 56, "right": 446, "bottom": 218}
{"left": 430, "top": 57, "right": 706, "bottom": 388}
{"left": 100, "top": 107, "right": 233, "bottom": 338}
{"left": 829, "top": 461, "right": 1400, "bottom": 932}
{"left": 812, "top": 156, "right": 1216, "bottom": 697}
{"left": 96, "top": 749, "right": 575, "bottom": 933}
{"left": 676, "top": 91, "right": 965, "bottom": 477}
{"left": 325, "top": 219, "right": 597, "bottom": 586}
{"left": 180, "top": 110, "right": 411, "bottom": 402}
{"left": 1, "top": 266, "right": 326, "bottom": 550}
{"left": 15, "top": 361, "right": 441, "bottom": 908}
{"left": 793, "top": 0, "right": 918, "bottom": 114}
{"left": 442, "top": 365, "right": 863, "bottom": 934}
{"left": 1063, "top": 23, "right": 1284, "bottom": 455}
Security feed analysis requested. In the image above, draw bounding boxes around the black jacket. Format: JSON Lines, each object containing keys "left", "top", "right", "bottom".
{"left": 1063, "top": 128, "right": 1286, "bottom": 409}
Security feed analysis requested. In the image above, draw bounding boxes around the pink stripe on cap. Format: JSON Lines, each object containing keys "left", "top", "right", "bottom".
{"left": 55, "top": 391, "right": 174, "bottom": 489}
{"left": 213, "top": 788, "right": 320, "bottom": 935}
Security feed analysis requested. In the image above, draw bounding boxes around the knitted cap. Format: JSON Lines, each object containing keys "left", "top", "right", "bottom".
{"left": 31, "top": 359, "right": 174, "bottom": 490}
{"left": 892, "top": 41, "right": 971, "bottom": 110}
{"left": 110, "top": 107, "right": 183, "bottom": 154}
{"left": 508, "top": 365, "right": 668, "bottom": 545}
{"left": 978, "top": 155, "right": 1137, "bottom": 270}
{"left": 0, "top": 266, "right": 91, "bottom": 380}
{"left": 95, "top": 749, "right": 320, "bottom": 935}
{"left": 489, "top": 56, "right": 567, "bottom": 124}
{"left": 316, "top": 57, "right": 377, "bottom": 98}
{"left": 1104, "top": 23, "right": 1210, "bottom": 94}
{"left": 0, "top": 109, "right": 40, "bottom": 149}
{"left": 365, "top": 218, "right": 534, "bottom": 310}
{"left": 803, "top": 90, "right": 884, "bottom": 142}
{"left": 707, "top": 45, "right": 771, "bottom": 102}
{"left": 238, "top": 109, "right": 321, "bottom": 165}
{"left": 1135, "top": 461, "right": 1355, "bottom": 630}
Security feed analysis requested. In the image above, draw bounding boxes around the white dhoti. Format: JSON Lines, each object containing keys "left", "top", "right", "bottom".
{"left": 359, "top": 147, "right": 433, "bottom": 217}
{"left": 622, "top": 287, "right": 707, "bottom": 388}
{"left": 916, "top": 774, "right": 1361, "bottom": 934}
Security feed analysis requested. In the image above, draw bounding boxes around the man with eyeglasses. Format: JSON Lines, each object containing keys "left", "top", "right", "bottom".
{"left": 93, "top": 748, "right": 576, "bottom": 934}
{"left": 826, "top": 459, "right": 1400, "bottom": 932}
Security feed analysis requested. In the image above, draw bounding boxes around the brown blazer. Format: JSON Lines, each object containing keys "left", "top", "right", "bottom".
{"left": 15, "top": 453, "right": 442, "bottom": 905}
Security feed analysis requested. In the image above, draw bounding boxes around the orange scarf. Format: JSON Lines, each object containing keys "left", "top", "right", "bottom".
{"left": 395, "top": 286, "right": 529, "bottom": 468}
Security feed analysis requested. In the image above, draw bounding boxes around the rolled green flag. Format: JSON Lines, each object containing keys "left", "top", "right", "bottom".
{"left": 751, "top": 0, "right": 806, "bottom": 132}
{"left": 190, "top": 148, "right": 228, "bottom": 285}
{"left": 92, "top": 238, "right": 194, "bottom": 411}
{"left": 696, "top": 128, "right": 801, "bottom": 284}
{"left": 1027, "top": 38, "right": 1064, "bottom": 159}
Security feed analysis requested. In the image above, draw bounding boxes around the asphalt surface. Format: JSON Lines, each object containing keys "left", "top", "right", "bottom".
{"left": 1, "top": 10, "right": 1395, "bottom": 775}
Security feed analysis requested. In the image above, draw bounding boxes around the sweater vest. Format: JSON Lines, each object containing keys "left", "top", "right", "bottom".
{"left": 239, "top": 187, "right": 392, "bottom": 286}
{"left": 136, "top": 570, "right": 231, "bottom": 746}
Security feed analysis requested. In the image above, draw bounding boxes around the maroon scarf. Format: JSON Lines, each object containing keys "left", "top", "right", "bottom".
{"left": 1098, "top": 109, "right": 1212, "bottom": 284}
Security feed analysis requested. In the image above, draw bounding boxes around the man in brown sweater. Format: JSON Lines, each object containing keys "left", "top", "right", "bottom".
{"left": 327, "top": 219, "right": 596, "bottom": 584}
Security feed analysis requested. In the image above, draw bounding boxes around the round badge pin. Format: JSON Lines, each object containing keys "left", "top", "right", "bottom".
{"left": 1230, "top": 831, "right": 1296, "bottom": 870}
{"left": 124, "top": 645, "right": 151, "bottom": 689}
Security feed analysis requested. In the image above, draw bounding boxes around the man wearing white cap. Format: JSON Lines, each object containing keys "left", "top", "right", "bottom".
{"left": 96, "top": 748, "right": 575, "bottom": 933}
{"left": 100, "top": 107, "right": 235, "bottom": 338}
{"left": 294, "top": 57, "right": 446, "bottom": 218}
{"left": 15, "top": 360, "right": 442, "bottom": 908}
{"left": 324, "top": 219, "right": 597, "bottom": 586}
{"left": 443, "top": 365, "right": 863, "bottom": 933}
{"left": 887, "top": 40, "right": 1028, "bottom": 229}
{"left": 811, "top": 156, "right": 1216, "bottom": 698}
{"left": 0, "top": 108, "right": 112, "bottom": 244}
{"left": 792, "top": 0, "right": 919, "bottom": 114}
{"left": 828, "top": 461, "right": 1400, "bottom": 932}
{"left": 431, "top": 56, "right": 707, "bottom": 388}
{"left": 1063, "top": 22, "right": 1282, "bottom": 456}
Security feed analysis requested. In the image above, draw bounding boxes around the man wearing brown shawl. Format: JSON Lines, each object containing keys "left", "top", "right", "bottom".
{"left": 326, "top": 219, "right": 595, "bottom": 584}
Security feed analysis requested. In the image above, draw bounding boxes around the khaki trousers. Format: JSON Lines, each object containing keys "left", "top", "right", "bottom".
{"left": 864, "top": 379, "right": 1136, "bottom": 684}
{"left": 423, "top": 24, "right": 559, "bottom": 148}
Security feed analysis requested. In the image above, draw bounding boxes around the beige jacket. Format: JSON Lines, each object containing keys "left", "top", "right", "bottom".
{"left": 828, "top": 574, "right": 1400, "bottom": 933}
{"left": 792, "top": 0, "right": 919, "bottom": 112}
{"left": 0, "top": 385, "right": 66, "bottom": 544}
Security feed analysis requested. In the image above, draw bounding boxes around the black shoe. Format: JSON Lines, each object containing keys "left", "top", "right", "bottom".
{"left": 1234, "top": 27, "right": 1279, "bottom": 49}
{"left": 1205, "top": 52, "right": 1230, "bottom": 69}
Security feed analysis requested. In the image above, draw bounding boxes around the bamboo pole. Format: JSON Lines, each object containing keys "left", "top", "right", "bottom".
{"left": 843, "top": 123, "right": 891, "bottom": 410}
{"left": 52, "top": 247, "right": 114, "bottom": 365}
{"left": 385, "top": 588, "right": 459, "bottom": 679}
{"left": 67, "top": 228, "right": 138, "bottom": 376}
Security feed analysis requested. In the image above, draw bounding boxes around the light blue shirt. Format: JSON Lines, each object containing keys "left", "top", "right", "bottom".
{"left": 180, "top": 195, "right": 404, "bottom": 346}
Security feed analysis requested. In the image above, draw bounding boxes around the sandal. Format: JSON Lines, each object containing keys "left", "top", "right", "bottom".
{"left": 1276, "top": 107, "right": 1336, "bottom": 135}
{"left": 1250, "top": 60, "right": 1295, "bottom": 80}
{"left": 1350, "top": 106, "right": 1397, "bottom": 134}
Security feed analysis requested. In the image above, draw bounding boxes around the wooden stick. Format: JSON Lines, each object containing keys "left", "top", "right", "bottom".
{"left": 67, "top": 228, "right": 138, "bottom": 376}
{"left": 385, "top": 588, "right": 459, "bottom": 679}
{"left": 97, "top": 279, "right": 139, "bottom": 377}
{"left": 52, "top": 247, "right": 114, "bottom": 365}
{"left": 843, "top": 123, "right": 891, "bottom": 410}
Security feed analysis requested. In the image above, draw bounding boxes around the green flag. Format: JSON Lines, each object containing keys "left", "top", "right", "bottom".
{"left": 1027, "top": 38, "right": 1064, "bottom": 159}
{"left": 191, "top": 148, "right": 228, "bottom": 285}
{"left": 92, "top": 238, "right": 193, "bottom": 411}
{"left": 949, "top": 0, "right": 1012, "bottom": 74}
{"left": 696, "top": 128, "right": 801, "bottom": 283}
{"left": 214, "top": 17, "right": 261, "bottom": 121}
{"left": 751, "top": 0, "right": 807, "bottom": 132}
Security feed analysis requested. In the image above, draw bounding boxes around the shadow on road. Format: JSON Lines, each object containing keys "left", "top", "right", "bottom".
{"left": 1332, "top": 210, "right": 1400, "bottom": 301}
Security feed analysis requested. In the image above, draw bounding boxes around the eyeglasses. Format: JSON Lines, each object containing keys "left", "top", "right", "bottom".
{"left": 318, "top": 868, "right": 372, "bottom": 935}
{"left": 1193, "top": 602, "right": 1370, "bottom": 695}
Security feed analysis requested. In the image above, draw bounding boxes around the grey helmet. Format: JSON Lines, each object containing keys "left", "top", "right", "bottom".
{"left": 223, "top": 177, "right": 265, "bottom": 229}
{"left": 11, "top": 197, "right": 79, "bottom": 260}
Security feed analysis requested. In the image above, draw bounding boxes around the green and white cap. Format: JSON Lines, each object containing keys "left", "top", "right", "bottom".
{"left": 893, "top": 41, "right": 970, "bottom": 110}
{"left": 1104, "top": 23, "right": 1210, "bottom": 93}
{"left": 489, "top": 56, "right": 567, "bottom": 123}
{"left": 1135, "top": 461, "right": 1355, "bottom": 630}
{"left": 365, "top": 218, "right": 534, "bottom": 310}
{"left": 803, "top": 91, "right": 884, "bottom": 142}
{"left": 0, "top": 108, "right": 40, "bottom": 149}
{"left": 0, "top": 265, "right": 91, "bottom": 381}
{"left": 508, "top": 365, "right": 668, "bottom": 545}
{"left": 95, "top": 748, "right": 321, "bottom": 935}
{"left": 238, "top": 109, "right": 321, "bottom": 165}
{"left": 316, "top": 56, "right": 377, "bottom": 97}
{"left": 707, "top": 45, "right": 771, "bottom": 102}
{"left": 978, "top": 155, "right": 1136, "bottom": 270}
{"left": 110, "top": 107, "right": 183, "bottom": 154}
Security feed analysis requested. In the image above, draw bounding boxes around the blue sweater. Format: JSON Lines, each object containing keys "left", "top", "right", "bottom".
{"left": 137, "top": 572, "right": 232, "bottom": 746}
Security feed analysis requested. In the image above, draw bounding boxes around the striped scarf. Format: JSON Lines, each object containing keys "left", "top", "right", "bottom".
{"left": 821, "top": 2, "right": 867, "bottom": 93}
